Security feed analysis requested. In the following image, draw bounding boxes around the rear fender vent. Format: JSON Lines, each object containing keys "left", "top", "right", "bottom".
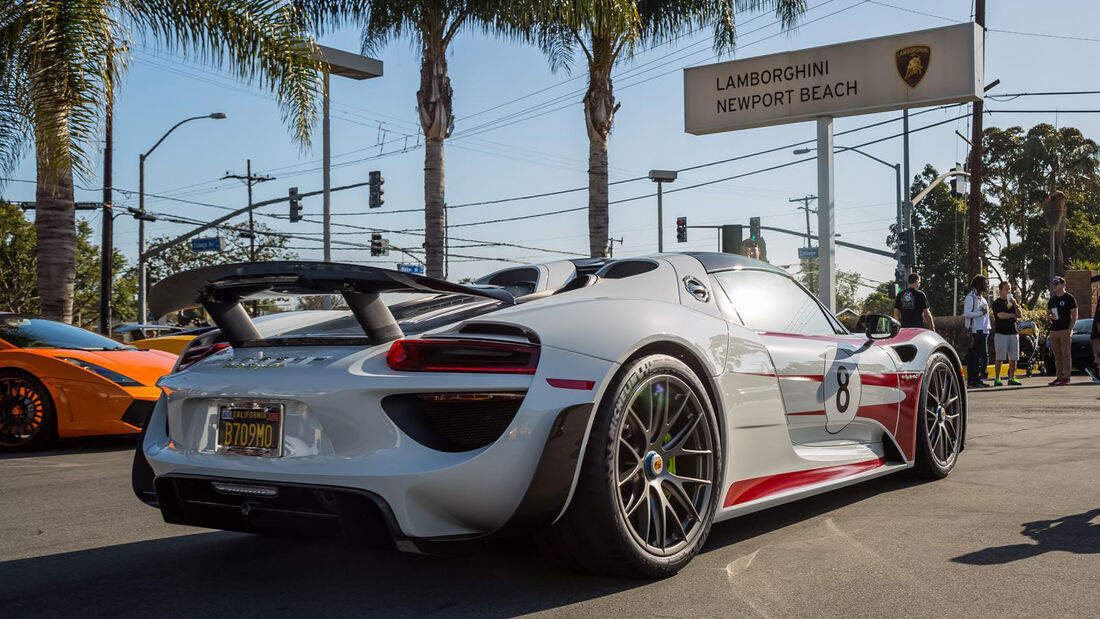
{"left": 457, "top": 322, "right": 539, "bottom": 344}
{"left": 892, "top": 344, "right": 919, "bottom": 363}
{"left": 381, "top": 392, "right": 526, "bottom": 452}
{"left": 122, "top": 400, "right": 156, "bottom": 428}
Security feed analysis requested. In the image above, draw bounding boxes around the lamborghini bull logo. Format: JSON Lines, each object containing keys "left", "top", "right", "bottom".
{"left": 895, "top": 45, "right": 931, "bottom": 88}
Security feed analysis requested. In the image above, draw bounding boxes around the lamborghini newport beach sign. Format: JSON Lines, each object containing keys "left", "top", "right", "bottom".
{"left": 684, "top": 23, "right": 983, "bottom": 134}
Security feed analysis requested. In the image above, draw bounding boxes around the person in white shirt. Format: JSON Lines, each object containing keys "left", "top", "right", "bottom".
{"left": 962, "top": 276, "right": 991, "bottom": 388}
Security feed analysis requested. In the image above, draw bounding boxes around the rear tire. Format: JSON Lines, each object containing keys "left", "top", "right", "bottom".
{"left": 912, "top": 353, "right": 964, "bottom": 479}
{"left": 541, "top": 354, "right": 722, "bottom": 578}
{"left": 0, "top": 370, "right": 57, "bottom": 452}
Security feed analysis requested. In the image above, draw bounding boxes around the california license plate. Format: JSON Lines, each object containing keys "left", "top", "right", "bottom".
{"left": 216, "top": 403, "right": 283, "bottom": 457}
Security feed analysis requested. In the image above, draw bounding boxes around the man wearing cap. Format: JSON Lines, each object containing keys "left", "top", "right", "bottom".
{"left": 1047, "top": 276, "right": 1078, "bottom": 386}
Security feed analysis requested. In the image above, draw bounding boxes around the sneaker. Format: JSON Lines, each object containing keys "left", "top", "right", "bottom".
{"left": 1048, "top": 378, "right": 1062, "bottom": 386}
{"left": 970, "top": 382, "right": 988, "bottom": 389}
{"left": 993, "top": 379, "right": 1003, "bottom": 387}
{"left": 1009, "top": 379, "right": 1022, "bottom": 386}
{"left": 1062, "top": 378, "right": 1071, "bottom": 385}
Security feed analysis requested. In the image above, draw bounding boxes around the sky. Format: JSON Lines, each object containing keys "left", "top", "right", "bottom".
{"left": 3, "top": 0, "right": 1100, "bottom": 300}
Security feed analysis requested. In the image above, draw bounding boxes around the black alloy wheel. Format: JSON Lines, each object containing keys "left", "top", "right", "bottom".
{"left": 0, "top": 370, "right": 57, "bottom": 451}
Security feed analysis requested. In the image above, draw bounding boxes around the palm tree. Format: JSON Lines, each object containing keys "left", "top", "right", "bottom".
{"left": 0, "top": 1, "right": 321, "bottom": 322}
{"left": 539, "top": 0, "right": 805, "bottom": 257}
{"left": 300, "top": 1, "right": 539, "bottom": 279}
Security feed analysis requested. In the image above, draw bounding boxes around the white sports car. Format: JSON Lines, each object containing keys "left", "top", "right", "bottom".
{"left": 133, "top": 253, "right": 966, "bottom": 577}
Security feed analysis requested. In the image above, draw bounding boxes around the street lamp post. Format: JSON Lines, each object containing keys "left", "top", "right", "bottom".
{"left": 648, "top": 170, "right": 677, "bottom": 252}
{"left": 795, "top": 146, "right": 904, "bottom": 291}
{"left": 137, "top": 113, "right": 226, "bottom": 323}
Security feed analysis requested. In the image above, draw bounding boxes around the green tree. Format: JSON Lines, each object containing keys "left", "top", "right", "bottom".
{"left": 899, "top": 165, "right": 970, "bottom": 317}
{"left": 860, "top": 282, "right": 895, "bottom": 317}
{"left": 982, "top": 123, "right": 1100, "bottom": 305}
{"left": 0, "top": 200, "right": 38, "bottom": 313}
{"left": 538, "top": 0, "right": 806, "bottom": 257}
{"left": 0, "top": 200, "right": 136, "bottom": 328}
{"left": 0, "top": 1, "right": 321, "bottom": 322}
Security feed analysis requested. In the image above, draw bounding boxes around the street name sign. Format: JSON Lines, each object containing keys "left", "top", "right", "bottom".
{"left": 397, "top": 263, "right": 424, "bottom": 274}
{"left": 798, "top": 247, "right": 819, "bottom": 259}
{"left": 684, "top": 23, "right": 983, "bottom": 135}
{"left": 190, "top": 237, "right": 223, "bottom": 252}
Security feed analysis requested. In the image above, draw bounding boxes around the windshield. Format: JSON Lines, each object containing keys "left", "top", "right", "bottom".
{"left": 0, "top": 315, "right": 128, "bottom": 350}
{"left": 1072, "top": 318, "right": 1092, "bottom": 335}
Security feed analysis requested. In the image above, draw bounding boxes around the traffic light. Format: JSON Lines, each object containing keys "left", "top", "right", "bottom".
{"left": 288, "top": 186, "right": 302, "bottom": 222}
{"left": 749, "top": 216, "right": 760, "bottom": 241}
{"left": 721, "top": 224, "right": 743, "bottom": 254}
{"left": 898, "top": 227, "right": 916, "bottom": 268}
{"left": 676, "top": 216, "right": 687, "bottom": 243}
{"left": 370, "top": 232, "right": 383, "bottom": 256}
{"left": 369, "top": 170, "right": 385, "bottom": 209}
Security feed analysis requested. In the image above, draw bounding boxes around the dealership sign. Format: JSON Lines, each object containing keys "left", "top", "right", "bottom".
{"left": 684, "top": 23, "right": 983, "bottom": 134}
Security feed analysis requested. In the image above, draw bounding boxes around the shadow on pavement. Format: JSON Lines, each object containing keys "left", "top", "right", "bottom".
{"left": 951, "top": 508, "right": 1100, "bottom": 565}
{"left": 0, "top": 531, "right": 643, "bottom": 618}
{"left": 0, "top": 435, "right": 136, "bottom": 460}
{"left": 0, "top": 471, "right": 934, "bottom": 617}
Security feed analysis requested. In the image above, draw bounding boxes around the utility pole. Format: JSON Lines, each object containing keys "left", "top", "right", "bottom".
{"left": 223, "top": 160, "right": 274, "bottom": 261}
{"left": 99, "top": 95, "right": 113, "bottom": 335}
{"left": 607, "top": 237, "right": 623, "bottom": 257}
{"left": 789, "top": 195, "right": 817, "bottom": 248}
{"left": 967, "top": 0, "right": 986, "bottom": 279}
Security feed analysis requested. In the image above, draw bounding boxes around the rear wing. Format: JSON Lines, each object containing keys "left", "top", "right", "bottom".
{"left": 149, "top": 262, "right": 515, "bottom": 346}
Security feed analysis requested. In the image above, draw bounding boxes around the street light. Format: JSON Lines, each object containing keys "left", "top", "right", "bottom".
{"left": 649, "top": 169, "right": 678, "bottom": 252}
{"left": 794, "top": 145, "right": 905, "bottom": 289}
{"left": 137, "top": 113, "right": 226, "bottom": 323}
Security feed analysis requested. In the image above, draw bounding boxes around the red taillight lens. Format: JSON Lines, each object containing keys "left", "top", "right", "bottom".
{"left": 174, "top": 342, "right": 230, "bottom": 372}
{"left": 386, "top": 339, "right": 540, "bottom": 374}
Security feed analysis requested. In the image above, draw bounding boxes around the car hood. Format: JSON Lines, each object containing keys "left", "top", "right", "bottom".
{"left": 38, "top": 348, "right": 177, "bottom": 386}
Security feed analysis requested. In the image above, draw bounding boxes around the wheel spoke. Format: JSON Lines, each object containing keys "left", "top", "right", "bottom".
{"left": 653, "top": 487, "right": 667, "bottom": 549}
{"left": 618, "top": 460, "right": 644, "bottom": 487}
{"left": 663, "top": 411, "right": 703, "bottom": 453}
{"left": 648, "top": 378, "right": 671, "bottom": 444}
{"left": 664, "top": 478, "right": 702, "bottom": 524}
{"left": 662, "top": 492, "right": 689, "bottom": 543}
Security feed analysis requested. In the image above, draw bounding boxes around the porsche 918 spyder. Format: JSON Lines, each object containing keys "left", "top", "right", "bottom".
{"left": 133, "top": 254, "right": 966, "bottom": 577}
{"left": 0, "top": 314, "right": 178, "bottom": 450}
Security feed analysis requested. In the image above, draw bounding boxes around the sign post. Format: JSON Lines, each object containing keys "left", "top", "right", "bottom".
{"left": 684, "top": 23, "right": 982, "bottom": 310}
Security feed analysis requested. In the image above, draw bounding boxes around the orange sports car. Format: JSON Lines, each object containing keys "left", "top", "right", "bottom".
{"left": 0, "top": 314, "right": 177, "bottom": 451}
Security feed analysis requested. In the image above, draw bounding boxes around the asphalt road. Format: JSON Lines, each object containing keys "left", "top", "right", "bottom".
{"left": 2, "top": 376, "right": 1098, "bottom": 618}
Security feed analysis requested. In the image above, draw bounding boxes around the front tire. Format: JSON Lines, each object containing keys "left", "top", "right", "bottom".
{"left": 542, "top": 354, "right": 722, "bottom": 578}
{"left": 912, "top": 353, "right": 964, "bottom": 478}
{"left": 0, "top": 370, "right": 57, "bottom": 451}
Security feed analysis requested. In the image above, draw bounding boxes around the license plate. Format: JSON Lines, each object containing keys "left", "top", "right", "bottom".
{"left": 216, "top": 403, "right": 283, "bottom": 457}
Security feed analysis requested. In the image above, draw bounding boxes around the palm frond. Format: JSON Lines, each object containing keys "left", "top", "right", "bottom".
{"left": 126, "top": 0, "right": 322, "bottom": 145}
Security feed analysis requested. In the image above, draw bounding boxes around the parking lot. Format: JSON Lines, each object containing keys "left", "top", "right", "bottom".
{"left": 2, "top": 376, "right": 1098, "bottom": 618}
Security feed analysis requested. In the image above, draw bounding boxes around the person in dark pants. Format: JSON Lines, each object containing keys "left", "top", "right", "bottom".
{"left": 1090, "top": 292, "right": 1100, "bottom": 383}
{"left": 962, "top": 276, "right": 991, "bottom": 388}
{"left": 894, "top": 273, "right": 935, "bottom": 330}
{"left": 1047, "top": 276, "right": 1078, "bottom": 385}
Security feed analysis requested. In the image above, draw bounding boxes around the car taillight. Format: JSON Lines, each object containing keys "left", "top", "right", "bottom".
{"left": 174, "top": 343, "right": 230, "bottom": 372}
{"left": 386, "top": 339, "right": 540, "bottom": 374}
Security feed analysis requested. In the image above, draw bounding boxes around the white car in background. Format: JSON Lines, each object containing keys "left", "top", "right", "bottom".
{"left": 133, "top": 254, "right": 966, "bottom": 577}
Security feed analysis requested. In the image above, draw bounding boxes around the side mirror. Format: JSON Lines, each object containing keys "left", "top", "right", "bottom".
{"left": 865, "top": 314, "right": 901, "bottom": 340}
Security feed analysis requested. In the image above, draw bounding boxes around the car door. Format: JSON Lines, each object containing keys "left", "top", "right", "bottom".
{"left": 710, "top": 269, "right": 899, "bottom": 446}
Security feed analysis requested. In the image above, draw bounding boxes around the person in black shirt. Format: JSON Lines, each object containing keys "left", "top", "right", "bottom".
{"left": 894, "top": 273, "right": 935, "bottom": 330}
{"left": 1046, "top": 276, "right": 1078, "bottom": 385}
{"left": 991, "top": 281, "right": 1023, "bottom": 386}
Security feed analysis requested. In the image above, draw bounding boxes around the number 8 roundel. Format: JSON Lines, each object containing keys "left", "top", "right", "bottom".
{"left": 823, "top": 346, "right": 862, "bottom": 434}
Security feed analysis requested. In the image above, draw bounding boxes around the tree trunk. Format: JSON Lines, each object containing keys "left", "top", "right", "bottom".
{"left": 418, "top": 42, "right": 453, "bottom": 279}
{"left": 33, "top": 109, "right": 76, "bottom": 322}
{"left": 584, "top": 36, "right": 618, "bottom": 258}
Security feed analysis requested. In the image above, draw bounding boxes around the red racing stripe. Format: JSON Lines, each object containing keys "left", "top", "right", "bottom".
{"left": 723, "top": 457, "right": 886, "bottom": 507}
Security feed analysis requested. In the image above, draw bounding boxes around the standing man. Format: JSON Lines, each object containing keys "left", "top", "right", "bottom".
{"left": 1047, "top": 275, "right": 1078, "bottom": 386}
{"left": 992, "top": 281, "right": 1023, "bottom": 386}
{"left": 963, "top": 276, "right": 991, "bottom": 388}
{"left": 894, "top": 273, "right": 935, "bottom": 330}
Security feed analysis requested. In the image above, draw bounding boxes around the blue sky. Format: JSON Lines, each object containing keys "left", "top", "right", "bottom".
{"left": 4, "top": 0, "right": 1100, "bottom": 296}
